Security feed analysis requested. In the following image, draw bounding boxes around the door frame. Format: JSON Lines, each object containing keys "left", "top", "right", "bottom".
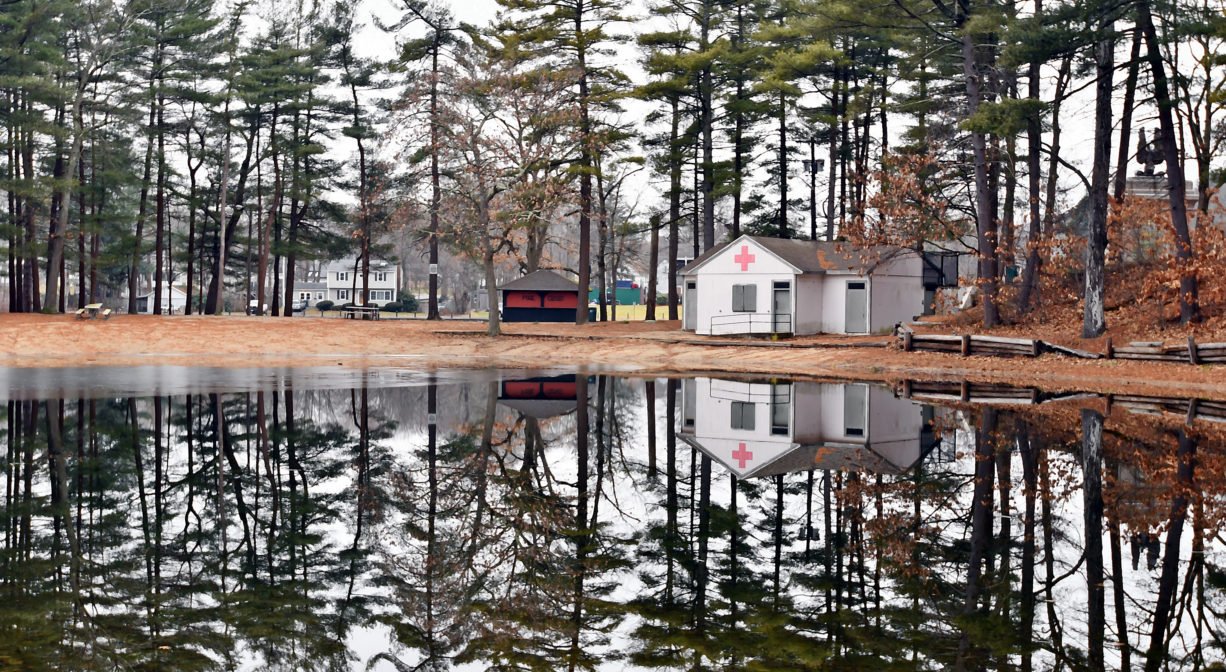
{"left": 683, "top": 280, "right": 698, "bottom": 331}
{"left": 771, "top": 280, "right": 792, "bottom": 333}
{"left": 844, "top": 278, "right": 870, "bottom": 334}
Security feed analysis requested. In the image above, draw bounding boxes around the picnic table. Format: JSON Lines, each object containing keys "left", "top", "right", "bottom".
{"left": 75, "top": 303, "right": 112, "bottom": 320}
{"left": 340, "top": 305, "right": 381, "bottom": 321}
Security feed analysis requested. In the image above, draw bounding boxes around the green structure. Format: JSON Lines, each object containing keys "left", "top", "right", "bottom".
{"left": 589, "top": 280, "right": 642, "bottom": 306}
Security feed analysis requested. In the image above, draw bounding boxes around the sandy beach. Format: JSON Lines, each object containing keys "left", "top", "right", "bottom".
{"left": 4, "top": 313, "right": 1223, "bottom": 399}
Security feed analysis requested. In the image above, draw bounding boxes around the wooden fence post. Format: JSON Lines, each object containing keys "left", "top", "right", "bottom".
{"left": 1188, "top": 335, "right": 1199, "bottom": 365}
{"left": 960, "top": 334, "right": 971, "bottom": 356}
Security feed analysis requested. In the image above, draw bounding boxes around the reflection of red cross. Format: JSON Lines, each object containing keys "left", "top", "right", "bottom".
{"left": 733, "top": 245, "right": 755, "bottom": 271}
{"left": 732, "top": 442, "right": 754, "bottom": 469}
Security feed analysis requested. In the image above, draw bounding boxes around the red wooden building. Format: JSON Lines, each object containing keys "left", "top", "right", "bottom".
{"left": 500, "top": 270, "right": 581, "bottom": 322}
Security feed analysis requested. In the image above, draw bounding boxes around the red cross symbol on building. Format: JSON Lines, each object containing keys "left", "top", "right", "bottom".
{"left": 733, "top": 245, "right": 755, "bottom": 271}
{"left": 732, "top": 442, "right": 754, "bottom": 469}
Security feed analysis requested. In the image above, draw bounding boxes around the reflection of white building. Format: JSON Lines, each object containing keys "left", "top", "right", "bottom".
{"left": 678, "top": 377, "right": 936, "bottom": 478}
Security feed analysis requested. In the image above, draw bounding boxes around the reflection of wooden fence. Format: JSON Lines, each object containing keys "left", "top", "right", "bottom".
{"left": 898, "top": 323, "right": 1224, "bottom": 365}
{"left": 897, "top": 379, "right": 1226, "bottom": 423}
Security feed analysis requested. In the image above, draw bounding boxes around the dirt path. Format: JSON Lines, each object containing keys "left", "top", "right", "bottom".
{"left": 3, "top": 313, "right": 1223, "bottom": 399}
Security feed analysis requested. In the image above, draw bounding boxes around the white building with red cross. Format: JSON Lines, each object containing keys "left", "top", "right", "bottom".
{"left": 677, "top": 234, "right": 927, "bottom": 335}
{"left": 677, "top": 377, "right": 937, "bottom": 480}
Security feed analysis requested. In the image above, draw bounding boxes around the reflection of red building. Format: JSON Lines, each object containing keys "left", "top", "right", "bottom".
{"left": 500, "top": 270, "right": 581, "bottom": 322}
{"left": 499, "top": 375, "right": 581, "bottom": 418}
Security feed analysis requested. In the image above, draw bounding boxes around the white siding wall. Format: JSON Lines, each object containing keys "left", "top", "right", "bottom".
{"left": 688, "top": 239, "right": 798, "bottom": 335}
{"left": 326, "top": 267, "right": 399, "bottom": 305}
{"left": 820, "top": 275, "right": 851, "bottom": 334}
{"left": 868, "top": 254, "right": 925, "bottom": 332}
{"left": 793, "top": 276, "right": 824, "bottom": 334}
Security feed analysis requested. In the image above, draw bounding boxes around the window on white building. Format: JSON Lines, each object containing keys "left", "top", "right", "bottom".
{"left": 730, "top": 402, "right": 756, "bottom": 431}
{"left": 375, "top": 272, "right": 388, "bottom": 282}
{"left": 338, "top": 290, "right": 348, "bottom": 300}
{"left": 731, "top": 284, "right": 757, "bottom": 312}
{"left": 337, "top": 272, "right": 348, "bottom": 282}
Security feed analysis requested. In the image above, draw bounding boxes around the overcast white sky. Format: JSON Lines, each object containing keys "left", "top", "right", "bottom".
{"left": 338, "top": 0, "right": 1134, "bottom": 241}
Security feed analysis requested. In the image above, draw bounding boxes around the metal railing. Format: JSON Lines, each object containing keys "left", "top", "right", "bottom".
{"left": 709, "top": 312, "right": 792, "bottom": 335}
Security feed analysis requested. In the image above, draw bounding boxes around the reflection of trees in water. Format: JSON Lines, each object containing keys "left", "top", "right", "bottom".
{"left": 0, "top": 390, "right": 395, "bottom": 671}
{"left": 4, "top": 380, "right": 1226, "bottom": 670}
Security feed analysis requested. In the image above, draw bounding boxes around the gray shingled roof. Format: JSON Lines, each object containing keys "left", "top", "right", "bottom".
{"left": 500, "top": 270, "right": 579, "bottom": 292}
{"left": 293, "top": 282, "right": 328, "bottom": 291}
{"left": 680, "top": 235, "right": 912, "bottom": 275}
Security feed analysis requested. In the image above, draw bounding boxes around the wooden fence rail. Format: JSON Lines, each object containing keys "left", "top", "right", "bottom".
{"left": 898, "top": 323, "right": 1224, "bottom": 365}
{"left": 897, "top": 379, "right": 1226, "bottom": 424}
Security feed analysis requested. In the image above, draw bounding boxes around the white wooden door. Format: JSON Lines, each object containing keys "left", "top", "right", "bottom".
{"left": 845, "top": 280, "right": 868, "bottom": 333}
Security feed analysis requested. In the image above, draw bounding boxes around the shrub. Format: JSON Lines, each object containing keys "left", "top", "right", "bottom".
{"left": 381, "top": 302, "right": 402, "bottom": 312}
{"left": 316, "top": 300, "right": 335, "bottom": 312}
{"left": 398, "top": 290, "right": 419, "bottom": 312}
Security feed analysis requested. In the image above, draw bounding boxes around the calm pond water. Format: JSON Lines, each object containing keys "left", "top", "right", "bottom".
{"left": 0, "top": 366, "right": 1222, "bottom": 671}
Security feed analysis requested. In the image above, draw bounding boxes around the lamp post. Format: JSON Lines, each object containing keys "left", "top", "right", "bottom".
{"left": 802, "top": 150, "right": 825, "bottom": 241}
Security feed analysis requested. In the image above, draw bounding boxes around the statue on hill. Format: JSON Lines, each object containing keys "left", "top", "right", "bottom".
{"left": 1136, "top": 128, "right": 1165, "bottom": 176}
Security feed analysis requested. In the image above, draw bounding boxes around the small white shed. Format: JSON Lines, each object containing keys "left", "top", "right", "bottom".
{"left": 678, "top": 235, "right": 926, "bottom": 335}
{"left": 134, "top": 285, "right": 188, "bottom": 314}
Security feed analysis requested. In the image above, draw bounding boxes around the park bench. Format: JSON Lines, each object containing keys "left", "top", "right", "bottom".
{"left": 340, "top": 305, "right": 381, "bottom": 321}
{"left": 74, "top": 303, "right": 111, "bottom": 320}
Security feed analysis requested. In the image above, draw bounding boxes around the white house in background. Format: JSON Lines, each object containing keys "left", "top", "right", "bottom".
{"left": 134, "top": 285, "right": 188, "bottom": 314}
{"left": 678, "top": 235, "right": 929, "bottom": 336}
{"left": 292, "top": 281, "right": 327, "bottom": 307}
{"left": 294, "top": 261, "right": 400, "bottom": 306}
{"left": 677, "top": 377, "right": 937, "bottom": 479}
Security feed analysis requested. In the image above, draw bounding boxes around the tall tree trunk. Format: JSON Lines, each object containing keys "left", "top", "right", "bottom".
{"left": 826, "top": 65, "right": 838, "bottom": 242}
{"left": 129, "top": 68, "right": 158, "bottom": 315}
{"left": 575, "top": 28, "right": 592, "bottom": 325}
{"left": 647, "top": 215, "right": 659, "bottom": 321}
{"left": 1017, "top": 2, "right": 1045, "bottom": 313}
{"left": 1084, "top": 13, "right": 1114, "bottom": 338}
{"left": 1136, "top": 0, "right": 1200, "bottom": 323}
{"left": 959, "top": 9, "right": 1000, "bottom": 328}
{"left": 778, "top": 91, "right": 788, "bottom": 237}
{"left": 1113, "top": 27, "right": 1143, "bottom": 202}
{"left": 667, "top": 95, "right": 681, "bottom": 321}
{"left": 429, "top": 41, "right": 442, "bottom": 320}
{"left": 153, "top": 83, "right": 166, "bottom": 315}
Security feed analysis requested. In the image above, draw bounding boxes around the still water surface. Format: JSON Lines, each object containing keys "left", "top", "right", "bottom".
{"left": 0, "top": 366, "right": 1222, "bottom": 670}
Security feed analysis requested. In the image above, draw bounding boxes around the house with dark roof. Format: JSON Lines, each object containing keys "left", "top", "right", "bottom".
{"left": 678, "top": 234, "right": 927, "bottom": 335}
{"left": 677, "top": 377, "right": 940, "bottom": 480}
{"left": 500, "top": 270, "right": 581, "bottom": 322}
